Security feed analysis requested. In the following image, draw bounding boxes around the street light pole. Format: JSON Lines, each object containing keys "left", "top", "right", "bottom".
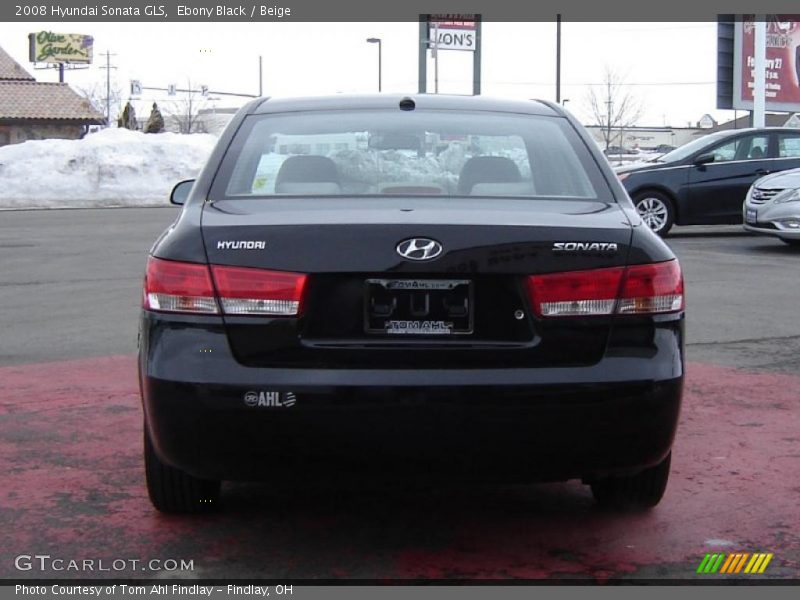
{"left": 258, "top": 55, "right": 263, "bottom": 96}
{"left": 366, "top": 38, "right": 382, "bottom": 92}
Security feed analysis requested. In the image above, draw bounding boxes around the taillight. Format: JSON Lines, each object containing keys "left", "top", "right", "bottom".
{"left": 143, "top": 257, "right": 307, "bottom": 316}
{"left": 144, "top": 257, "right": 218, "bottom": 314}
{"left": 211, "top": 265, "right": 307, "bottom": 316}
{"left": 527, "top": 266, "right": 624, "bottom": 317}
{"left": 617, "top": 261, "right": 684, "bottom": 314}
{"left": 527, "top": 260, "right": 683, "bottom": 317}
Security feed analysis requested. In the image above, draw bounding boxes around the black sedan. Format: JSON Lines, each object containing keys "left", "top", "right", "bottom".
{"left": 616, "top": 127, "right": 800, "bottom": 235}
{"left": 139, "top": 94, "right": 685, "bottom": 513}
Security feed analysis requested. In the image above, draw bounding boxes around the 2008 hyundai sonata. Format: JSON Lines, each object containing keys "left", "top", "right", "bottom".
{"left": 138, "top": 94, "right": 685, "bottom": 513}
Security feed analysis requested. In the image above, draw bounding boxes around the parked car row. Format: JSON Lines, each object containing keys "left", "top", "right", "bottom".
{"left": 603, "top": 144, "right": 676, "bottom": 157}
{"left": 614, "top": 127, "right": 800, "bottom": 240}
{"left": 603, "top": 145, "right": 639, "bottom": 156}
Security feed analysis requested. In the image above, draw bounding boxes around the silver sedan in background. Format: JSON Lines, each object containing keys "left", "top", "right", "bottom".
{"left": 744, "top": 167, "right": 800, "bottom": 247}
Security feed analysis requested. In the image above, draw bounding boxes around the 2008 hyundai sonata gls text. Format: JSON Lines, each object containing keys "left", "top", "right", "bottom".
{"left": 138, "top": 94, "right": 685, "bottom": 513}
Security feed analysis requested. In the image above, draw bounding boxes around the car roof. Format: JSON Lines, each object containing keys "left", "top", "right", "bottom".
{"left": 251, "top": 94, "right": 561, "bottom": 117}
{"left": 712, "top": 127, "right": 800, "bottom": 138}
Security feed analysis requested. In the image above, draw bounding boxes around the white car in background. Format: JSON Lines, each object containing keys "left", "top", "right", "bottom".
{"left": 744, "top": 167, "right": 800, "bottom": 247}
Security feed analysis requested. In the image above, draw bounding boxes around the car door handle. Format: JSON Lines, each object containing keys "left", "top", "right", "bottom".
{"left": 754, "top": 169, "right": 769, "bottom": 176}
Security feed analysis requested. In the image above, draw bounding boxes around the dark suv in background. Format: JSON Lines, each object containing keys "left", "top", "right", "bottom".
{"left": 616, "top": 127, "right": 800, "bottom": 235}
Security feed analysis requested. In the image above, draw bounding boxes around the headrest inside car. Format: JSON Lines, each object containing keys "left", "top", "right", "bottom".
{"left": 458, "top": 156, "right": 522, "bottom": 195}
{"left": 275, "top": 155, "right": 341, "bottom": 193}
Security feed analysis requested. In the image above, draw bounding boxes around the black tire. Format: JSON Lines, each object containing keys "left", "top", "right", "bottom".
{"left": 633, "top": 191, "right": 675, "bottom": 237}
{"left": 590, "top": 452, "right": 671, "bottom": 509}
{"left": 780, "top": 238, "right": 800, "bottom": 247}
{"left": 144, "top": 425, "right": 220, "bottom": 513}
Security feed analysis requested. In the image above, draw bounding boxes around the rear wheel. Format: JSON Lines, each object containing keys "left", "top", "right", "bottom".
{"left": 780, "top": 238, "right": 800, "bottom": 247}
{"left": 144, "top": 425, "right": 220, "bottom": 513}
{"left": 590, "top": 452, "right": 671, "bottom": 509}
{"left": 633, "top": 191, "right": 675, "bottom": 237}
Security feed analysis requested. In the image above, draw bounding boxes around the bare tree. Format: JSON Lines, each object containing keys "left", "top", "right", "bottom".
{"left": 77, "top": 81, "right": 123, "bottom": 125}
{"left": 166, "top": 81, "right": 208, "bottom": 134}
{"left": 585, "top": 68, "right": 642, "bottom": 152}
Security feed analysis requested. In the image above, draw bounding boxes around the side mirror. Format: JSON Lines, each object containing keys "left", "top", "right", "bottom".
{"left": 693, "top": 153, "right": 715, "bottom": 166}
{"left": 170, "top": 179, "right": 195, "bottom": 206}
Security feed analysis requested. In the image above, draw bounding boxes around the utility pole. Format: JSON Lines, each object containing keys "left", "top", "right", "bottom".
{"left": 258, "top": 55, "right": 263, "bottom": 96}
{"left": 99, "top": 51, "right": 117, "bottom": 126}
{"left": 555, "top": 14, "right": 562, "bottom": 103}
{"left": 433, "top": 22, "right": 440, "bottom": 94}
{"left": 418, "top": 18, "right": 427, "bottom": 93}
{"left": 473, "top": 16, "right": 482, "bottom": 95}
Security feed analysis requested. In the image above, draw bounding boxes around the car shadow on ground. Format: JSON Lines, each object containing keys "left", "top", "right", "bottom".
{"left": 222, "top": 479, "right": 597, "bottom": 515}
{"left": 741, "top": 242, "right": 800, "bottom": 255}
{"left": 666, "top": 226, "right": 749, "bottom": 239}
{"left": 147, "top": 479, "right": 660, "bottom": 579}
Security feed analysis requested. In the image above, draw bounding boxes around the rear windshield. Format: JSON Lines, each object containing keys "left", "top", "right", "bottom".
{"left": 211, "top": 109, "right": 612, "bottom": 201}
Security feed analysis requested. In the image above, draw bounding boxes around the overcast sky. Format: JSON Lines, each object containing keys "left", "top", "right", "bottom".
{"left": 0, "top": 21, "right": 739, "bottom": 127}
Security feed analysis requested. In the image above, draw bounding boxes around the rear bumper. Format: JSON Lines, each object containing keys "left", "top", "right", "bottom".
{"left": 139, "top": 313, "right": 684, "bottom": 483}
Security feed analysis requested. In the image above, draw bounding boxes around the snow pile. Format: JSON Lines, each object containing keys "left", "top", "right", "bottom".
{"left": 0, "top": 128, "right": 217, "bottom": 209}
{"left": 334, "top": 146, "right": 533, "bottom": 194}
{"left": 334, "top": 148, "right": 456, "bottom": 192}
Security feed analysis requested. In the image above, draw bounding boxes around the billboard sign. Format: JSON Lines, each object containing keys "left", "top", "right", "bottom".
{"left": 428, "top": 14, "right": 477, "bottom": 51}
{"left": 28, "top": 31, "right": 93, "bottom": 64}
{"left": 733, "top": 15, "right": 800, "bottom": 111}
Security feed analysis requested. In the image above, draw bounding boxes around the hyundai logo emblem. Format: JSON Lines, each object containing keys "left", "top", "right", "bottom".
{"left": 396, "top": 238, "right": 443, "bottom": 261}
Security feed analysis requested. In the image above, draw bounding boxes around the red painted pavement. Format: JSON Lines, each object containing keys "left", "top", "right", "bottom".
{"left": 1, "top": 356, "right": 798, "bottom": 580}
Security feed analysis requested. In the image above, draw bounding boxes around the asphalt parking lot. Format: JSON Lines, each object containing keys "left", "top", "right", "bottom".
{"left": 1, "top": 208, "right": 798, "bottom": 581}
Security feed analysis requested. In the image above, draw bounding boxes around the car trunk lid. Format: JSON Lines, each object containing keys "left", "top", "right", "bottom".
{"left": 200, "top": 197, "right": 633, "bottom": 368}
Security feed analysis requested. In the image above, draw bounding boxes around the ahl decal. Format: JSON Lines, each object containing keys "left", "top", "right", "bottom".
{"left": 243, "top": 391, "right": 297, "bottom": 408}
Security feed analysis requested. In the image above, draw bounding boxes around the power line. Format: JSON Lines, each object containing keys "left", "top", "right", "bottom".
{"left": 485, "top": 80, "right": 716, "bottom": 87}
{"left": 581, "top": 81, "right": 715, "bottom": 87}
{"left": 599, "top": 24, "right": 714, "bottom": 32}
{"left": 427, "top": 79, "right": 716, "bottom": 87}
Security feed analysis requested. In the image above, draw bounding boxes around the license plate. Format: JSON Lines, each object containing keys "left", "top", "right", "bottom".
{"left": 365, "top": 279, "right": 473, "bottom": 335}
{"left": 746, "top": 208, "right": 757, "bottom": 224}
